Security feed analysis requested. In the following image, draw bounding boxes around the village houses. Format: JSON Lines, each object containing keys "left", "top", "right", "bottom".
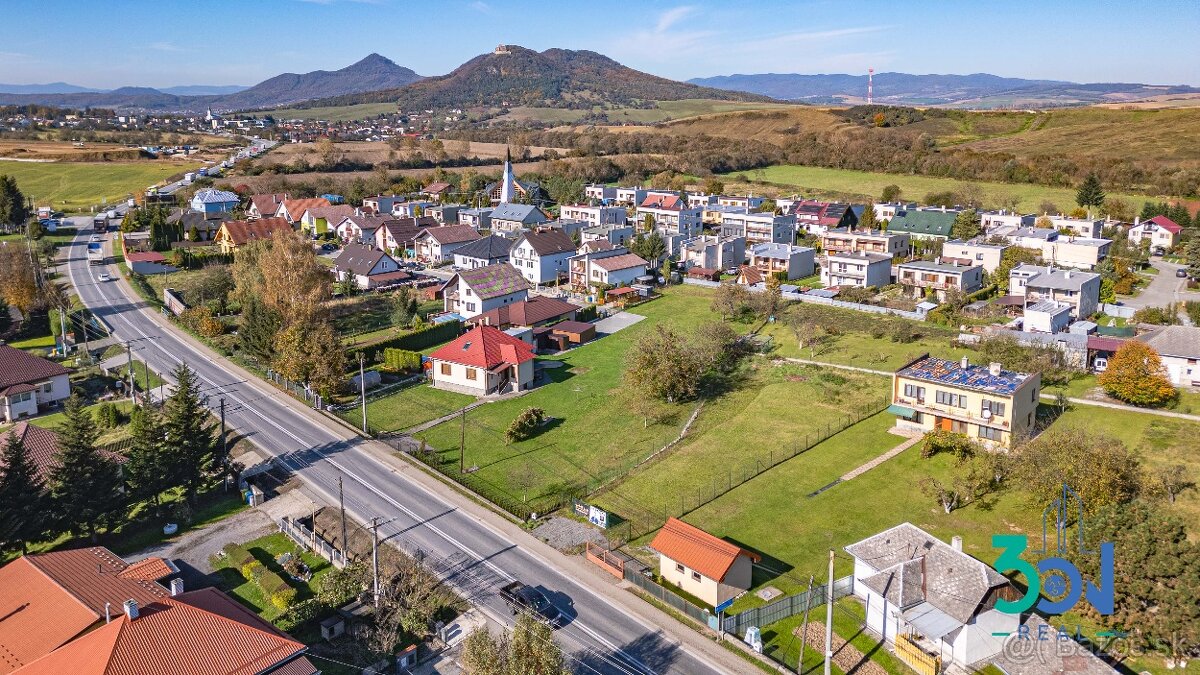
{"left": 1009, "top": 264, "right": 1101, "bottom": 319}
{"left": 747, "top": 242, "right": 815, "bottom": 280}
{"left": 821, "top": 251, "right": 892, "bottom": 288}
{"left": 558, "top": 204, "right": 627, "bottom": 228}
{"left": 428, "top": 324, "right": 537, "bottom": 396}
{"left": 0, "top": 345, "right": 72, "bottom": 423}
{"left": 440, "top": 263, "right": 530, "bottom": 320}
{"left": 414, "top": 225, "right": 482, "bottom": 264}
{"left": 821, "top": 227, "right": 911, "bottom": 259}
{"left": 650, "top": 517, "right": 760, "bottom": 608}
{"left": 489, "top": 203, "right": 548, "bottom": 236}
{"left": 896, "top": 260, "right": 984, "bottom": 300}
{"left": 509, "top": 230, "right": 576, "bottom": 285}
{"left": 680, "top": 235, "right": 746, "bottom": 273}
{"left": 718, "top": 211, "right": 795, "bottom": 245}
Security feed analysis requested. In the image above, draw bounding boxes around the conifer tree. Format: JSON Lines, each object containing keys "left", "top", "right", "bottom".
{"left": 51, "top": 395, "right": 123, "bottom": 541}
{"left": 163, "top": 364, "right": 216, "bottom": 504}
{"left": 0, "top": 431, "right": 52, "bottom": 553}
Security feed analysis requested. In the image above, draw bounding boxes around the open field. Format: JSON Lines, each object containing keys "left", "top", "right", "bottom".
{"left": 343, "top": 382, "right": 474, "bottom": 433}
{"left": 723, "top": 164, "right": 1157, "bottom": 212}
{"left": 498, "top": 99, "right": 798, "bottom": 125}
{"left": 259, "top": 102, "right": 401, "bottom": 121}
{"left": 0, "top": 161, "right": 198, "bottom": 211}
{"left": 593, "top": 363, "right": 888, "bottom": 528}
{"left": 757, "top": 317, "right": 971, "bottom": 372}
{"left": 0, "top": 139, "right": 144, "bottom": 162}
{"left": 413, "top": 286, "right": 747, "bottom": 512}
{"left": 264, "top": 138, "right": 568, "bottom": 167}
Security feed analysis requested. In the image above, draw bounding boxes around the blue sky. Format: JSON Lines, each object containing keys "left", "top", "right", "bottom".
{"left": 1, "top": 0, "right": 1197, "bottom": 88}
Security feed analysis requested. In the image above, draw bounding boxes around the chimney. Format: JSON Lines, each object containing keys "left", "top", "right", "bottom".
{"left": 170, "top": 578, "right": 184, "bottom": 596}
{"left": 105, "top": 602, "right": 112, "bottom": 624}
{"left": 951, "top": 535, "right": 963, "bottom": 552}
{"left": 1065, "top": 269, "right": 1072, "bottom": 279}
{"left": 1134, "top": 216, "right": 1140, "bottom": 227}
{"left": 961, "top": 355, "right": 970, "bottom": 370}
{"left": 123, "top": 599, "right": 139, "bottom": 620}
{"left": 989, "top": 362, "right": 1002, "bottom": 376}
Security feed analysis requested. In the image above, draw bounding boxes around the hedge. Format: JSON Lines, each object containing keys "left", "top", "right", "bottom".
{"left": 223, "top": 543, "right": 255, "bottom": 569}
{"left": 270, "top": 587, "right": 298, "bottom": 610}
{"left": 383, "top": 348, "right": 422, "bottom": 372}
{"left": 357, "top": 320, "right": 462, "bottom": 357}
{"left": 575, "top": 304, "right": 598, "bottom": 322}
{"left": 276, "top": 598, "right": 330, "bottom": 632}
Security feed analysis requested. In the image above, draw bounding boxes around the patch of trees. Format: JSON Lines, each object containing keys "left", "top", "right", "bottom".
{"left": 1098, "top": 341, "right": 1177, "bottom": 407}
{"left": 0, "top": 174, "right": 31, "bottom": 229}
{"left": 624, "top": 322, "right": 745, "bottom": 403}
{"left": 462, "top": 613, "right": 569, "bottom": 675}
{"left": 233, "top": 229, "right": 346, "bottom": 398}
{"left": 0, "top": 365, "right": 221, "bottom": 554}
{"left": 836, "top": 105, "right": 947, "bottom": 127}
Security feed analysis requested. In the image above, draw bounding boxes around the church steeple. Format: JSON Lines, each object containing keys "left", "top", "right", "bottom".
{"left": 499, "top": 148, "right": 515, "bottom": 204}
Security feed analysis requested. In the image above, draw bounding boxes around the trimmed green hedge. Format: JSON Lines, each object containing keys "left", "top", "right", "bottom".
{"left": 357, "top": 320, "right": 462, "bottom": 358}
{"left": 383, "top": 348, "right": 422, "bottom": 372}
{"left": 223, "top": 543, "right": 255, "bottom": 569}
{"left": 575, "top": 304, "right": 598, "bottom": 322}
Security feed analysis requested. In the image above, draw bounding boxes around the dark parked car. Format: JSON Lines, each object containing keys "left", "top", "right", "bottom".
{"left": 1177, "top": 268, "right": 1189, "bottom": 278}
{"left": 499, "top": 582, "right": 561, "bottom": 626}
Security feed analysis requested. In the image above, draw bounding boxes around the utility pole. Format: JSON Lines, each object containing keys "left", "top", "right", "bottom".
{"left": 824, "top": 550, "right": 834, "bottom": 675}
{"left": 125, "top": 341, "right": 135, "bottom": 402}
{"left": 459, "top": 408, "right": 466, "bottom": 474}
{"left": 58, "top": 309, "right": 67, "bottom": 357}
{"left": 359, "top": 353, "right": 367, "bottom": 433}
{"left": 371, "top": 516, "right": 381, "bottom": 608}
{"left": 798, "top": 574, "right": 814, "bottom": 674}
{"left": 338, "top": 476, "right": 348, "bottom": 561}
{"left": 219, "top": 398, "right": 227, "bottom": 488}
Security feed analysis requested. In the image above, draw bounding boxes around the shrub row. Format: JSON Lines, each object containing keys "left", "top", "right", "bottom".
{"left": 356, "top": 319, "right": 462, "bottom": 357}
{"left": 575, "top": 304, "right": 599, "bottom": 323}
{"left": 224, "top": 543, "right": 297, "bottom": 611}
{"left": 382, "top": 348, "right": 422, "bottom": 372}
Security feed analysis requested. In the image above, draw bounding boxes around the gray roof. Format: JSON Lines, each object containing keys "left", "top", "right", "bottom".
{"left": 334, "top": 244, "right": 394, "bottom": 277}
{"left": 517, "top": 230, "right": 575, "bottom": 256}
{"left": 490, "top": 203, "right": 548, "bottom": 224}
{"left": 899, "top": 260, "right": 979, "bottom": 274}
{"left": 191, "top": 188, "right": 239, "bottom": 204}
{"left": 992, "top": 615, "right": 1118, "bottom": 674}
{"left": 1137, "top": 325, "right": 1200, "bottom": 359}
{"left": 945, "top": 238, "right": 1005, "bottom": 250}
{"left": 1007, "top": 227, "right": 1058, "bottom": 241}
{"left": 845, "top": 523, "right": 1008, "bottom": 624}
{"left": 750, "top": 242, "right": 812, "bottom": 259}
{"left": 1027, "top": 299, "right": 1072, "bottom": 314}
{"left": 1050, "top": 237, "right": 1111, "bottom": 248}
{"left": 452, "top": 235, "right": 513, "bottom": 261}
{"left": 453, "top": 263, "right": 531, "bottom": 300}
{"left": 1012, "top": 264, "right": 1100, "bottom": 291}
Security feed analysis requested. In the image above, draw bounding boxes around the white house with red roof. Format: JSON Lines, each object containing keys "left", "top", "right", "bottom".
{"left": 635, "top": 194, "right": 703, "bottom": 237}
{"left": 1127, "top": 215, "right": 1183, "bottom": 251}
{"left": 0, "top": 345, "right": 71, "bottom": 423}
{"left": 428, "top": 325, "right": 537, "bottom": 396}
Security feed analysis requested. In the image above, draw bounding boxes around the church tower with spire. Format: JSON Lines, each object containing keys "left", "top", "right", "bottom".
{"left": 499, "top": 148, "right": 515, "bottom": 204}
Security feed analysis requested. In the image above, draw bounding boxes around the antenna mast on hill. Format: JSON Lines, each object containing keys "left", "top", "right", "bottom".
{"left": 867, "top": 68, "right": 874, "bottom": 104}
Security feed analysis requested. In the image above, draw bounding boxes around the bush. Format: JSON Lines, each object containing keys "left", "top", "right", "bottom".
{"left": 1131, "top": 305, "right": 1180, "bottom": 326}
{"left": 505, "top": 407, "right": 546, "bottom": 444}
{"left": 921, "top": 429, "right": 976, "bottom": 459}
{"left": 575, "top": 304, "right": 599, "bottom": 323}
{"left": 223, "top": 543, "right": 255, "bottom": 569}
{"left": 93, "top": 402, "right": 122, "bottom": 428}
{"left": 270, "top": 587, "right": 298, "bottom": 610}
{"left": 362, "top": 320, "right": 462, "bottom": 360}
{"left": 276, "top": 598, "right": 330, "bottom": 632}
{"left": 254, "top": 567, "right": 291, "bottom": 595}
{"left": 382, "top": 348, "right": 422, "bottom": 373}
{"left": 241, "top": 559, "right": 262, "bottom": 581}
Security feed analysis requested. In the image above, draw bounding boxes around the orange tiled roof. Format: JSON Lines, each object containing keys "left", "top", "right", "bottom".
{"left": 650, "top": 517, "right": 759, "bottom": 582}
{"left": 116, "top": 557, "right": 175, "bottom": 583}
{"left": 277, "top": 198, "right": 330, "bottom": 221}
{"left": 11, "top": 588, "right": 314, "bottom": 675}
{"left": 429, "top": 325, "right": 535, "bottom": 370}
{"left": 218, "top": 218, "right": 292, "bottom": 247}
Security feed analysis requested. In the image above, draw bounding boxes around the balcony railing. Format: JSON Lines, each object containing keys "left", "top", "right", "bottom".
{"left": 893, "top": 397, "right": 1011, "bottom": 428}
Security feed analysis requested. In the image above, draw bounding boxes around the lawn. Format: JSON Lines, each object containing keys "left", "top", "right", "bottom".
{"left": 725, "top": 164, "right": 1155, "bottom": 213}
{"left": 0, "top": 161, "right": 198, "bottom": 212}
{"left": 414, "top": 286, "right": 746, "bottom": 513}
{"left": 760, "top": 597, "right": 908, "bottom": 675}
{"left": 592, "top": 363, "right": 890, "bottom": 533}
{"left": 32, "top": 399, "right": 136, "bottom": 446}
{"left": 757, "top": 311, "right": 972, "bottom": 371}
{"left": 678, "top": 419, "right": 1040, "bottom": 607}
{"left": 210, "top": 531, "right": 334, "bottom": 622}
{"left": 343, "top": 382, "right": 474, "bottom": 433}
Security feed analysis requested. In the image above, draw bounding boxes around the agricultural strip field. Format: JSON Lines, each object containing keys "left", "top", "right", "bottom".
{"left": 722, "top": 164, "right": 1160, "bottom": 213}
{"left": 498, "top": 99, "right": 798, "bottom": 124}
{"left": 0, "top": 161, "right": 197, "bottom": 211}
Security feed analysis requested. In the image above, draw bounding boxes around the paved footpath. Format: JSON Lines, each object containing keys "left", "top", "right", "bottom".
{"left": 839, "top": 430, "right": 922, "bottom": 481}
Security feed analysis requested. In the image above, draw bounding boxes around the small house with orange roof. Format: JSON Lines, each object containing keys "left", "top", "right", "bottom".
{"left": 274, "top": 197, "right": 331, "bottom": 224}
{"left": 650, "top": 517, "right": 760, "bottom": 607}
{"left": 214, "top": 218, "right": 293, "bottom": 254}
{"left": 428, "top": 324, "right": 537, "bottom": 396}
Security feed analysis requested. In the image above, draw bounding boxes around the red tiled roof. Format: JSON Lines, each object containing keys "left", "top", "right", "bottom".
{"left": 277, "top": 198, "right": 330, "bottom": 220}
{"left": 737, "top": 265, "right": 764, "bottom": 286}
{"left": 0, "top": 345, "right": 69, "bottom": 392}
{"left": 116, "top": 557, "right": 175, "bottom": 583}
{"left": 1087, "top": 335, "right": 1126, "bottom": 352}
{"left": 592, "top": 253, "right": 648, "bottom": 272}
{"left": 423, "top": 181, "right": 452, "bottom": 194}
{"left": 124, "top": 251, "right": 167, "bottom": 264}
{"left": 468, "top": 296, "right": 578, "bottom": 328}
{"left": 640, "top": 194, "right": 684, "bottom": 210}
{"left": 249, "top": 193, "right": 288, "bottom": 216}
{"left": 0, "top": 424, "right": 124, "bottom": 483}
{"left": 1145, "top": 215, "right": 1182, "bottom": 234}
{"left": 419, "top": 225, "right": 480, "bottom": 245}
{"left": 429, "top": 325, "right": 535, "bottom": 370}
{"left": 217, "top": 218, "right": 292, "bottom": 247}
{"left": 651, "top": 518, "right": 759, "bottom": 583}
{"left": 0, "top": 557, "right": 98, "bottom": 674}
{"left": 304, "top": 204, "right": 353, "bottom": 221}
{"left": 11, "top": 588, "right": 313, "bottom": 675}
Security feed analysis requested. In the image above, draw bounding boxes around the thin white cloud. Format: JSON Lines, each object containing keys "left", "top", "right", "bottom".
{"left": 0, "top": 51, "right": 35, "bottom": 63}
{"left": 148, "top": 41, "right": 185, "bottom": 53}
{"left": 655, "top": 6, "right": 696, "bottom": 33}
{"left": 470, "top": 0, "right": 493, "bottom": 14}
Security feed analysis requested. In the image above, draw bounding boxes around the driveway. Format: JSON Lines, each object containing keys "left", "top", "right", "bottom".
{"left": 1119, "top": 259, "right": 1200, "bottom": 310}
{"left": 593, "top": 311, "right": 645, "bottom": 335}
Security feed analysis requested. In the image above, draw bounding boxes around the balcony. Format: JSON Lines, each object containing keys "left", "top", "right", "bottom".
{"left": 892, "top": 397, "right": 1011, "bottom": 428}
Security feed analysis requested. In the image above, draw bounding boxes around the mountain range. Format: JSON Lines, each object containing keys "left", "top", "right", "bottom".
{"left": 308, "top": 45, "right": 771, "bottom": 110}
{"left": 0, "top": 54, "right": 421, "bottom": 112}
{"left": 687, "top": 72, "right": 1200, "bottom": 107}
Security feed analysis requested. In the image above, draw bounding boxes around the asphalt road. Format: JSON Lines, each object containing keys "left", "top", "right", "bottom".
{"left": 64, "top": 220, "right": 729, "bottom": 675}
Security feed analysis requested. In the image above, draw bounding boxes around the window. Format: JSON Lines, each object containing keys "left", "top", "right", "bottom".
{"left": 935, "top": 391, "right": 965, "bottom": 408}
{"left": 981, "top": 400, "right": 1006, "bottom": 418}
{"left": 466, "top": 368, "right": 477, "bottom": 381}
{"left": 1032, "top": 388, "right": 1038, "bottom": 403}
{"left": 42, "top": 383, "right": 52, "bottom": 393}
{"left": 440, "top": 363, "right": 451, "bottom": 376}
{"left": 466, "top": 302, "right": 476, "bottom": 312}
{"left": 978, "top": 426, "right": 1002, "bottom": 441}
{"left": 903, "top": 384, "right": 925, "bottom": 400}
{"left": 691, "top": 571, "right": 702, "bottom": 582}
{"left": 465, "top": 288, "right": 472, "bottom": 296}
{"left": 676, "top": 563, "right": 685, "bottom": 573}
